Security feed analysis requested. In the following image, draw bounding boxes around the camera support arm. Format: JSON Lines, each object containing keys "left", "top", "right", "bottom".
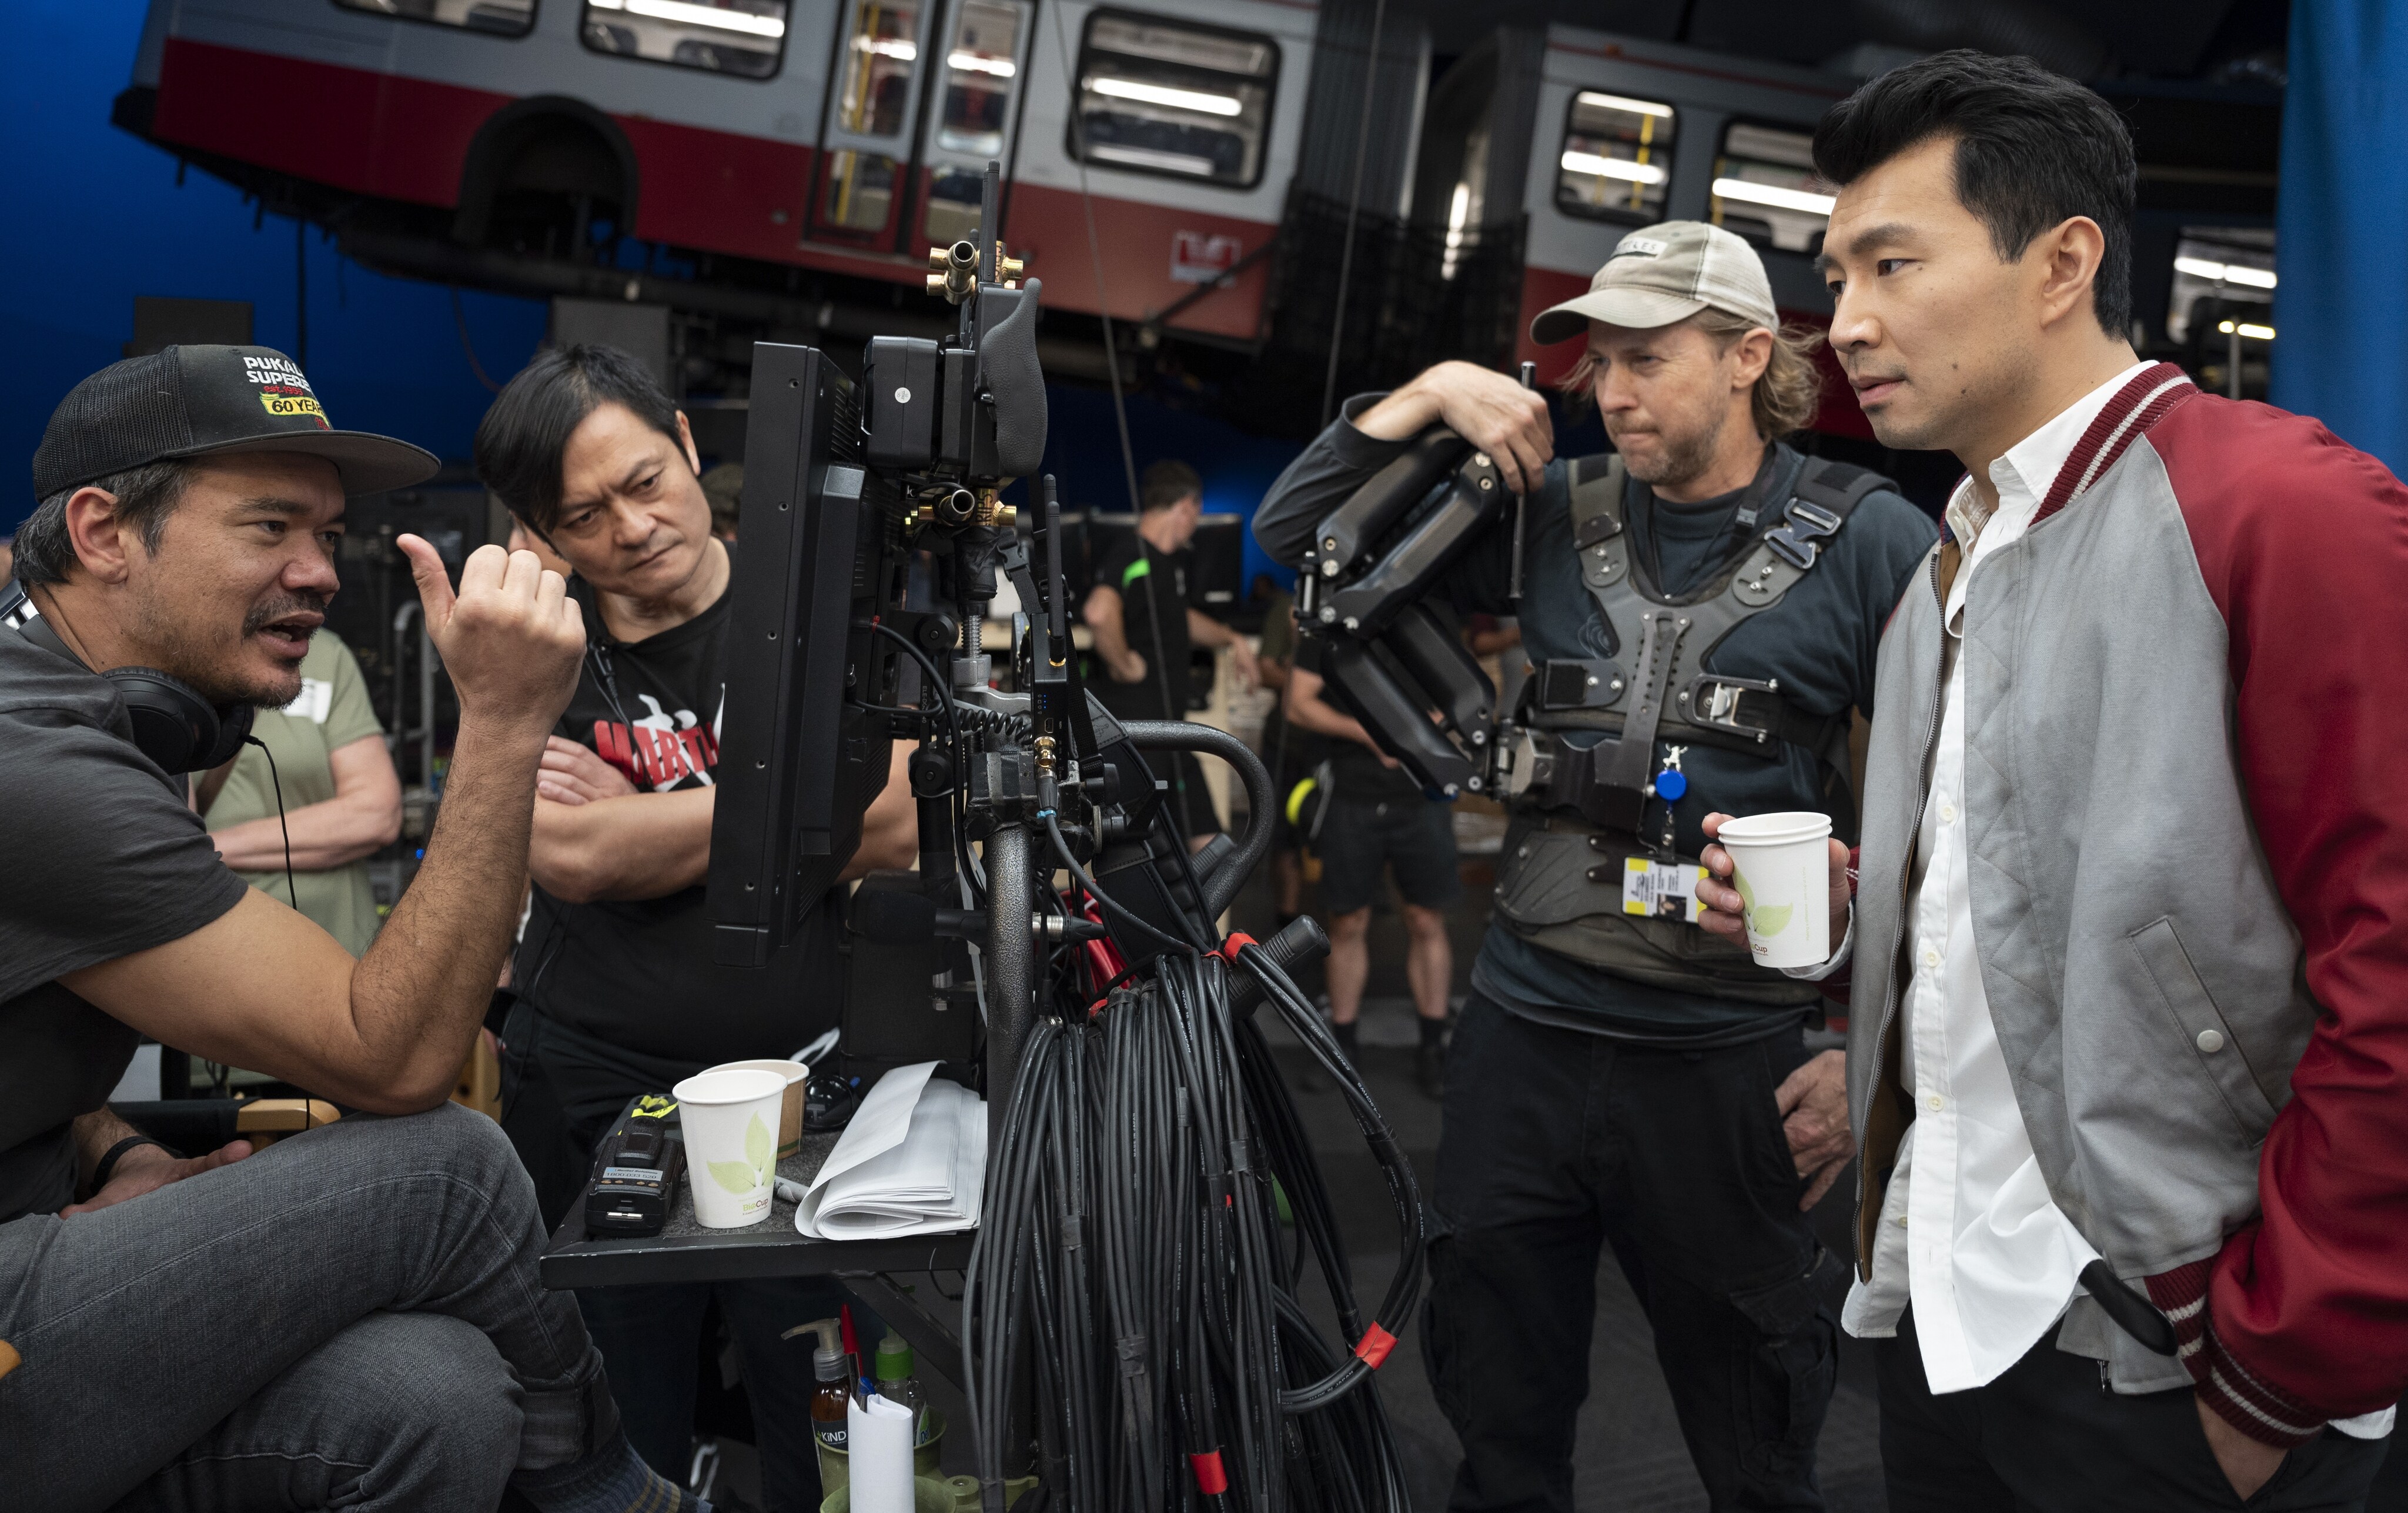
{"left": 1293, "top": 430, "right": 1517, "bottom": 799}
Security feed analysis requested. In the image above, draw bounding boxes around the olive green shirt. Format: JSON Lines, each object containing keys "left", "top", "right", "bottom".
{"left": 205, "top": 634, "right": 386, "bottom": 956}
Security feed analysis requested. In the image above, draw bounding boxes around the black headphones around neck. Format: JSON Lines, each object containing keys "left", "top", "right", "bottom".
{"left": 1, "top": 580, "right": 257, "bottom": 774}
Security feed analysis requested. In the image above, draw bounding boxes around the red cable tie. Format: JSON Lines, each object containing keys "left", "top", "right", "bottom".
{"left": 1189, "top": 1449, "right": 1229, "bottom": 1495}
{"left": 1353, "top": 1322, "right": 1397, "bottom": 1370}
{"left": 1218, "top": 932, "right": 1257, "bottom": 961}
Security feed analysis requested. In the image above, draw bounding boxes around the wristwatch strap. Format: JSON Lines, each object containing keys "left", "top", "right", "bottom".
{"left": 87, "top": 1134, "right": 166, "bottom": 1198}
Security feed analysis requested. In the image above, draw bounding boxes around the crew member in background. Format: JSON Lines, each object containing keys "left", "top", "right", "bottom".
{"left": 1285, "top": 641, "right": 1456, "bottom": 1099}
{"left": 201, "top": 630, "right": 400, "bottom": 956}
{"left": 1253, "top": 582, "right": 1316, "bottom": 927}
{"left": 699, "top": 460, "right": 742, "bottom": 543}
{"left": 476, "top": 345, "right": 917, "bottom": 1511}
{"left": 1698, "top": 52, "right": 2408, "bottom": 1509}
{"left": 1082, "top": 459, "right": 1258, "bottom": 844}
{"left": 1255, "top": 222, "right": 1936, "bottom": 1510}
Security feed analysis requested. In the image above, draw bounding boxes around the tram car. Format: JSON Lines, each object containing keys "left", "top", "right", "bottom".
{"left": 114, "top": 2, "right": 2271, "bottom": 439}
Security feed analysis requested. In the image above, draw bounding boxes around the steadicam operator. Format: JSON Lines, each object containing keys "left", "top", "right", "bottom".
{"left": 1255, "top": 223, "right": 1935, "bottom": 1509}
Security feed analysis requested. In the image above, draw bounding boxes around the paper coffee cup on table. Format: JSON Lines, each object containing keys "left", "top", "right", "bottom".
{"left": 1714, "top": 811, "right": 1832, "bottom": 970}
{"left": 705, "top": 1058, "right": 810, "bottom": 1158}
{"left": 671, "top": 1068, "right": 788, "bottom": 1228}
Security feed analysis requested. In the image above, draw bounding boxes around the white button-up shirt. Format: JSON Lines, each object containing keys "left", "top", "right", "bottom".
{"left": 1837, "top": 363, "right": 2152, "bottom": 1391}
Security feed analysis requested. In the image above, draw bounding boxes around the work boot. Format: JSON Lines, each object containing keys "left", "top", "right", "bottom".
{"left": 1415, "top": 1015, "right": 1447, "bottom": 1100}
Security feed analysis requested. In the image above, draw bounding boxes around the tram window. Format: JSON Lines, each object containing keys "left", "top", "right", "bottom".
{"left": 937, "top": 1, "right": 1025, "bottom": 157}
{"left": 822, "top": 149, "right": 901, "bottom": 232}
{"left": 1555, "top": 90, "right": 1676, "bottom": 223}
{"left": 334, "top": 0, "right": 536, "bottom": 35}
{"left": 581, "top": 0, "right": 787, "bottom": 79}
{"left": 831, "top": 0, "right": 925, "bottom": 139}
{"left": 2165, "top": 230, "right": 2275, "bottom": 343}
{"left": 1071, "top": 10, "right": 1278, "bottom": 190}
{"left": 926, "top": 167, "right": 985, "bottom": 245}
{"left": 1710, "top": 122, "right": 1833, "bottom": 252}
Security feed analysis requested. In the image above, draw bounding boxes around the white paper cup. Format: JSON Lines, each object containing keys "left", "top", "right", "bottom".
{"left": 673, "top": 1068, "right": 788, "bottom": 1228}
{"left": 1714, "top": 811, "right": 1833, "bottom": 970}
{"left": 705, "top": 1058, "right": 811, "bottom": 1158}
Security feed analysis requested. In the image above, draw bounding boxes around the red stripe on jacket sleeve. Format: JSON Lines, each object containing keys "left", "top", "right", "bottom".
{"left": 2154, "top": 394, "right": 2408, "bottom": 1435}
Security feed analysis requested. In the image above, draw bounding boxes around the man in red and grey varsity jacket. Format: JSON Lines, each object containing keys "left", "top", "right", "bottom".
{"left": 1699, "top": 52, "right": 2408, "bottom": 1510}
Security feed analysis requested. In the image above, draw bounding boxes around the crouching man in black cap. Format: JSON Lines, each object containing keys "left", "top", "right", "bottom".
{"left": 0, "top": 346, "right": 705, "bottom": 1512}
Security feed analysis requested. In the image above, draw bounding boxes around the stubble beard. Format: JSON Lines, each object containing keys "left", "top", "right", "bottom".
{"left": 133, "top": 587, "right": 322, "bottom": 710}
{"left": 1610, "top": 403, "right": 1727, "bottom": 492}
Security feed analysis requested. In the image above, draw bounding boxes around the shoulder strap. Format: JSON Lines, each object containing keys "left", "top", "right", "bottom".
{"left": 1761, "top": 457, "right": 1892, "bottom": 570}
{"left": 1567, "top": 453, "right": 1628, "bottom": 550}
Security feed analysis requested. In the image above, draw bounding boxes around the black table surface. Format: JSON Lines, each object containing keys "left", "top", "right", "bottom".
{"left": 541, "top": 1128, "right": 978, "bottom": 1289}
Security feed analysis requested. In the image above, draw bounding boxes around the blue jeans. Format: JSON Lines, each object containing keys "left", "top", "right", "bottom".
{"left": 0, "top": 1101, "right": 614, "bottom": 1511}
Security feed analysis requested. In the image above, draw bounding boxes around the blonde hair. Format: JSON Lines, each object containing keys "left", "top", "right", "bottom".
{"left": 1557, "top": 308, "right": 1828, "bottom": 442}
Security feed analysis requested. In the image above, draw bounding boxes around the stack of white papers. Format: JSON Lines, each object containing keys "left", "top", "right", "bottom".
{"left": 794, "top": 1061, "right": 986, "bottom": 1240}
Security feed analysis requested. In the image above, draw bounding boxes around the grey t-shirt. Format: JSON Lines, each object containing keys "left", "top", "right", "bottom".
{"left": 0, "top": 621, "right": 250, "bottom": 1221}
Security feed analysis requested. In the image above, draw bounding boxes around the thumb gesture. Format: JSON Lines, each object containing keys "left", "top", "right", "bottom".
{"left": 396, "top": 532, "right": 459, "bottom": 634}
{"left": 396, "top": 537, "right": 586, "bottom": 736}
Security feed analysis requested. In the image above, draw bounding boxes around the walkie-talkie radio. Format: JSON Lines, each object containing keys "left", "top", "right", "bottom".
{"left": 584, "top": 1093, "right": 685, "bottom": 1237}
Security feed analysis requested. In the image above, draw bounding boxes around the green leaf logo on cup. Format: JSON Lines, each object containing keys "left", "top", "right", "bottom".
{"left": 672, "top": 1067, "right": 791, "bottom": 1229}
{"left": 1731, "top": 866, "right": 1792, "bottom": 937}
{"left": 710, "top": 1111, "right": 777, "bottom": 1194}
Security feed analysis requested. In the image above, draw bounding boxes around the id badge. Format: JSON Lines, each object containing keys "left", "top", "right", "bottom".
{"left": 1622, "top": 857, "right": 1709, "bottom": 924}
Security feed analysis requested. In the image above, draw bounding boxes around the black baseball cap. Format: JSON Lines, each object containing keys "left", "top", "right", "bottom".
{"left": 31, "top": 345, "right": 439, "bottom": 501}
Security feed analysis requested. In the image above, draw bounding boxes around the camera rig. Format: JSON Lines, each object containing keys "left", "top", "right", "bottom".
{"left": 704, "top": 165, "right": 1426, "bottom": 1511}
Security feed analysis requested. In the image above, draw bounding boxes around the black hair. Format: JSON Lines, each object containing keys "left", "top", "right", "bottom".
{"left": 1812, "top": 49, "right": 2135, "bottom": 338}
{"left": 473, "top": 343, "right": 683, "bottom": 534}
{"left": 1138, "top": 458, "right": 1202, "bottom": 513}
{"left": 12, "top": 461, "right": 192, "bottom": 587}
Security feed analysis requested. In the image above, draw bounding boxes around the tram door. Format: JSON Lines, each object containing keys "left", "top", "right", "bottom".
{"left": 810, "top": 0, "right": 1037, "bottom": 254}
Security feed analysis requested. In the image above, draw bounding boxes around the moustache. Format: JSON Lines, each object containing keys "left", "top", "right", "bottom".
{"left": 242, "top": 591, "right": 331, "bottom": 636}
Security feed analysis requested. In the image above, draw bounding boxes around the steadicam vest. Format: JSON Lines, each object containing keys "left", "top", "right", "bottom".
{"left": 1488, "top": 452, "right": 1889, "bottom": 1004}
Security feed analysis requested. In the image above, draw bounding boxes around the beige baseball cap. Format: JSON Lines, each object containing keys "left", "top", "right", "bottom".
{"left": 1529, "top": 220, "right": 1780, "bottom": 345}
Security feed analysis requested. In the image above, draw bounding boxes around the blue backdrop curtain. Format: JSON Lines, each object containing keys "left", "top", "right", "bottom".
{"left": 2273, "top": 2, "right": 2408, "bottom": 477}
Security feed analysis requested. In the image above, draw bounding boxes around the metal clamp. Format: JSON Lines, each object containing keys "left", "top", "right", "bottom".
{"left": 1490, "top": 726, "right": 1552, "bottom": 800}
{"left": 1765, "top": 497, "right": 1844, "bottom": 570}
{"left": 1678, "top": 673, "right": 1784, "bottom": 746}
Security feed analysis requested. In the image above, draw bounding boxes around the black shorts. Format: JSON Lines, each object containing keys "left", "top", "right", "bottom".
{"left": 1315, "top": 795, "right": 1460, "bottom": 916}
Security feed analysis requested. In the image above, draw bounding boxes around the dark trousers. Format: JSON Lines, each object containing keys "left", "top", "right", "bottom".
{"left": 578, "top": 1278, "right": 838, "bottom": 1513}
{"left": 1423, "top": 990, "right": 1837, "bottom": 1512}
{"left": 1877, "top": 1308, "right": 2389, "bottom": 1512}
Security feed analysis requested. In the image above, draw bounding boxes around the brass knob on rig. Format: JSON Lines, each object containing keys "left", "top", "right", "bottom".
{"left": 926, "top": 240, "right": 978, "bottom": 304}
{"left": 994, "top": 240, "right": 1026, "bottom": 289}
{"left": 973, "top": 488, "right": 1016, "bottom": 530}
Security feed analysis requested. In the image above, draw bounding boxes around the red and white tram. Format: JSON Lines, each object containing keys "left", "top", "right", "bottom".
{"left": 119, "top": 2, "right": 1860, "bottom": 430}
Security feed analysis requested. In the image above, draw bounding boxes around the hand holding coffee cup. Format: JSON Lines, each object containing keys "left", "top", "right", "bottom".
{"left": 1698, "top": 811, "right": 1851, "bottom": 969}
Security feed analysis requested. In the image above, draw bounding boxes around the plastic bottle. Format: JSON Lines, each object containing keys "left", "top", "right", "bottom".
{"left": 804, "top": 1322, "right": 851, "bottom": 1492}
{"left": 872, "top": 1331, "right": 933, "bottom": 1449}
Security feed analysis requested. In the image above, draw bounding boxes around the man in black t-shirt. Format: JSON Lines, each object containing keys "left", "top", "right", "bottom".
{"left": 476, "top": 345, "right": 917, "bottom": 1510}
{"left": 0, "top": 346, "right": 694, "bottom": 1509}
{"left": 1080, "top": 459, "right": 1259, "bottom": 841}
{"left": 1286, "top": 636, "right": 1459, "bottom": 1098}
